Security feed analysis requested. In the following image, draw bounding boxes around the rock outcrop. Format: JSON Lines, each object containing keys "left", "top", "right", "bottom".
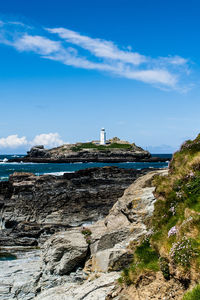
{"left": 0, "top": 167, "right": 149, "bottom": 247}
{"left": 32, "top": 170, "right": 167, "bottom": 300}
{"left": 42, "top": 229, "right": 89, "bottom": 275}
{"left": 9, "top": 141, "right": 154, "bottom": 163}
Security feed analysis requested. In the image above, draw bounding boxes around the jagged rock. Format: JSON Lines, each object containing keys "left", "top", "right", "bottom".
{"left": 27, "top": 146, "right": 49, "bottom": 158}
{"left": 0, "top": 169, "right": 169, "bottom": 300}
{"left": 89, "top": 171, "right": 168, "bottom": 273}
{"left": 33, "top": 272, "right": 119, "bottom": 300}
{"left": 0, "top": 167, "right": 150, "bottom": 246}
{"left": 42, "top": 230, "right": 89, "bottom": 275}
{"left": 92, "top": 248, "right": 133, "bottom": 272}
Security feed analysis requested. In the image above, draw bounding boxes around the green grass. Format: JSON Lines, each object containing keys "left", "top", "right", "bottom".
{"left": 71, "top": 142, "right": 133, "bottom": 151}
{"left": 182, "top": 284, "right": 200, "bottom": 300}
{"left": 120, "top": 239, "right": 159, "bottom": 285}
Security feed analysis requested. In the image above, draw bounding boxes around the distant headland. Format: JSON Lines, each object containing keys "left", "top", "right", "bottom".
{"left": 9, "top": 129, "right": 170, "bottom": 163}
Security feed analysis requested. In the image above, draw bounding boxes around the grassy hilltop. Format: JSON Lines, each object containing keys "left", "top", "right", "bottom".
{"left": 120, "top": 134, "right": 200, "bottom": 299}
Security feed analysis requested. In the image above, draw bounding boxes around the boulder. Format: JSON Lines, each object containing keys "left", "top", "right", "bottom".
{"left": 42, "top": 230, "right": 89, "bottom": 275}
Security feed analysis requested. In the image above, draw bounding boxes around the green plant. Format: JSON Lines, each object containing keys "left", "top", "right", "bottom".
{"left": 71, "top": 142, "right": 133, "bottom": 152}
{"left": 182, "top": 284, "right": 200, "bottom": 300}
{"left": 81, "top": 227, "right": 92, "bottom": 244}
{"left": 159, "top": 257, "right": 170, "bottom": 280}
{"left": 81, "top": 228, "right": 92, "bottom": 236}
{"left": 119, "top": 238, "right": 159, "bottom": 286}
{"left": 169, "top": 238, "right": 199, "bottom": 268}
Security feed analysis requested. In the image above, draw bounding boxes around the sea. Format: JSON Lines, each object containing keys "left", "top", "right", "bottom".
{"left": 0, "top": 154, "right": 172, "bottom": 182}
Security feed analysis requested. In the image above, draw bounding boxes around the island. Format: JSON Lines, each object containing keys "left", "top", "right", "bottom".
{"left": 8, "top": 135, "right": 169, "bottom": 163}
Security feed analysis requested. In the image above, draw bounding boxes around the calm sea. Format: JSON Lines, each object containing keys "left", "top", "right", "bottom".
{"left": 0, "top": 154, "right": 172, "bottom": 181}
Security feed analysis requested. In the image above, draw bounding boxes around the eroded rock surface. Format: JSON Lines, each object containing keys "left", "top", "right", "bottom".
{"left": 1, "top": 168, "right": 173, "bottom": 300}
{"left": 0, "top": 167, "right": 148, "bottom": 246}
{"left": 42, "top": 229, "right": 89, "bottom": 275}
{"left": 34, "top": 272, "right": 119, "bottom": 300}
{"left": 0, "top": 249, "right": 40, "bottom": 300}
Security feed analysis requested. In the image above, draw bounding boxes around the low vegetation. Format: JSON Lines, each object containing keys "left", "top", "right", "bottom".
{"left": 119, "top": 134, "right": 200, "bottom": 294}
{"left": 119, "top": 238, "right": 159, "bottom": 285}
{"left": 71, "top": 142, "right": 133, "bottom": 151}
{"left": 182, "top": 284, "right": 200, "bottom": 300}
{"left": 81, "top": 227, "right": 92, "bottom": 244}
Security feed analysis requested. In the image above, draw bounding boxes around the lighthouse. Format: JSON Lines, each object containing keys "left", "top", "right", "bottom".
{"left": 100, "top": 128, "right": 106, "bottom": 145}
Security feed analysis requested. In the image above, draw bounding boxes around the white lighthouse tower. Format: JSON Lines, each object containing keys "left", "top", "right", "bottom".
{"left": 100, "top": 128, "right": 106, "bottom": 145}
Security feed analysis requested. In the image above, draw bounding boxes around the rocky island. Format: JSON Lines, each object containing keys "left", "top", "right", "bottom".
{"left": 8, "top": 137, "right": 169, "bottom": 163}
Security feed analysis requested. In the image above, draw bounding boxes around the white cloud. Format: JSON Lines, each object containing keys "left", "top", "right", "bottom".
{"left": 14, "top": 34, "right": 61, "bottom": 55}
{"left": 46, "top": 27, "right": 146, "bottom": 65}
{"left": 0, "top": 135, "right": 28, "bottom": 148}
{"left": 0, "top": 20, "right": 191, "bottom": 90}
{"left": 31, "top": 133, "right": 64, "bottom": 148}
{"left": 0, "top": 133, "right": 64, "bottom": 149}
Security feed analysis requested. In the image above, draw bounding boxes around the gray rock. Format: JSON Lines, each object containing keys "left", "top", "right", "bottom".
{"left": 42, "top": 229, "right": 89, "bottom": 275}
{"left": 92, "top": 248, "right": 133, "bottom": 272}
{"left": 33, "top": 272, "right": 119, "bottom": 300}
{"left": 0, "top": 167, "right": 147, "bottom": 247}
{"left": 0, "top": 249, "right": 41, "bottom": 300}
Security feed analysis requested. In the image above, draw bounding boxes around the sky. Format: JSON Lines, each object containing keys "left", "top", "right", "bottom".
{"left": 0, "top": 0, "right": 200, "bottom": 154}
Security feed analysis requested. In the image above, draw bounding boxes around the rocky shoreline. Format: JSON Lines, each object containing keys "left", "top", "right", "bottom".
{"left": 0, "top": 168, "right": 165, "bottom": 300}
{"left": 0, "top": 166, "right": 150, "bottom": 247}
{"left": 0, "top": 166, "right": 193, "bottom": 300}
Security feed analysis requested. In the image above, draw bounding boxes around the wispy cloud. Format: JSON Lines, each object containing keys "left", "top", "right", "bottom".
{"left": 0, "top": 19, "right": 191, "bottom": 90}
{"left": 46, "top": 27, "right": 146, "bottom": 65}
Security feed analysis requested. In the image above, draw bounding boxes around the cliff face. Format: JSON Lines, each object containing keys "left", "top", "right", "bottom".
{"left": 0, "top": 167, "right": 149, "bottom": 247}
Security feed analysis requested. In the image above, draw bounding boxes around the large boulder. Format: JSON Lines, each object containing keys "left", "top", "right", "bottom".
{"left": 42, "top": 229, "right": 89, "bottom": 275}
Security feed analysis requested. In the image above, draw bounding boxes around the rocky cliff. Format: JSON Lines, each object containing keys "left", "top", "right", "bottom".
{"left": 0, "top": 166, "right": 149, "bottom": 247}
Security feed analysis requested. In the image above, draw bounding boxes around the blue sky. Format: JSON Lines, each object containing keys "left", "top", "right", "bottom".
{"left": 0, "top": 0, "right": 200, "bottom": 153}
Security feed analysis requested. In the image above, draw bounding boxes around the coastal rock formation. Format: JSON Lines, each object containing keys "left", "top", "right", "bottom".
{"left": 2, "top": 167, "right": 191, "bottom": 300}
{"left": 33, "top": 170, "right": 166, "bottom": 300}
{"left": 0, "top": 167, "right": 149, "bottom": 247}
{"left": 9, "top": 140, "right": 153, "bottom": 163}
{"left": 42, "top": 229, "right": 89, "bottom": 275}
{"left": 34, "top": 272, "right": 120, "bottom": 300}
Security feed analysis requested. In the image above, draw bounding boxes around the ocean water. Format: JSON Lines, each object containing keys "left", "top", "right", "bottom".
{"left": 0, "top": 154, "right": 172, "bottom": 181}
